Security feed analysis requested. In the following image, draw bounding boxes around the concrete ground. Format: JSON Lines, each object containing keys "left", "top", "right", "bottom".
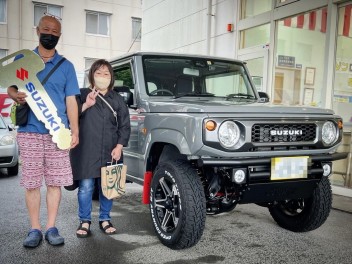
{"left": 332, "top": 194, "right": 352, "bottom": 213}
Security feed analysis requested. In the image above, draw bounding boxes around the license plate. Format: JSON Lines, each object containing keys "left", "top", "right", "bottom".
{"left": 271, "top": 156, "right": 308, "bottom": 180}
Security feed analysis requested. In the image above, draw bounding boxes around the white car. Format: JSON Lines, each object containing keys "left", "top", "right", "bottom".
{"left": 0, "top": 115, "right": 19, "bottom": 176}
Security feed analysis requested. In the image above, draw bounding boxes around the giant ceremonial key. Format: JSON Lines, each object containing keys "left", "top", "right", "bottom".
{"left": 0, "top": 49, "right": 72, "bottom": 149}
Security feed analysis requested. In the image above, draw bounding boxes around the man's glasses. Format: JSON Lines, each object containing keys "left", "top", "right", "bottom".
{"left": 44, "top": 12, "right": 62, "bottom": 21}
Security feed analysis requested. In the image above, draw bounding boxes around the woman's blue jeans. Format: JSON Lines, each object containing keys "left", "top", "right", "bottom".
{"left": 77, "top": 178, "right": 113, "bottom": 222}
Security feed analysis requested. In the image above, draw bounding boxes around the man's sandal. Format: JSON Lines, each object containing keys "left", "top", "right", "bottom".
{"left": 23, "top": 229, "right": 43, "bottom": 248}
{"left": 99, "top": 221, "right": 117, "bottom": 235}
{"left": 76, "top": 220, "right": 91, "bottom": 238}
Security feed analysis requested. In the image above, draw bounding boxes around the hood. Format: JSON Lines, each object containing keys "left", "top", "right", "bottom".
{"left": 146, "top": 98, "right": 335, "bottom": 115}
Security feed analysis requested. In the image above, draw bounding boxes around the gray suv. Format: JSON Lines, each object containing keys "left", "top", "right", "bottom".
{"left": 96, "top": 52, "right": 347, "bottom": 249}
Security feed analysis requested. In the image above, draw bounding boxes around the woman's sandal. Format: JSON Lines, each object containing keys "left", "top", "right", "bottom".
{"left": 76, "top": 220, "right": 91, "bottom": 238}
{"left": 99, "top": 221, "right": 117, "bottom": 235}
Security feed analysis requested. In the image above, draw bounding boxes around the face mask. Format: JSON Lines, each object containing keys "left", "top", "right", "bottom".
{"left": 94, "top": 76, "right": 110, "bottom": 90}
{"left": 39, "top": 33, "right": 60, "bottom": 50}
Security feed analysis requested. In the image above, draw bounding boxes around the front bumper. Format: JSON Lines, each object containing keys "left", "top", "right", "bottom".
{"left": 198, "top": 152, "right": 348, "bottom": 203}
{"left": 197, "top": 152, "right": 348, "bottom": 167}
{"left": 0, "top": 144, "right": 19, "bottom": 168}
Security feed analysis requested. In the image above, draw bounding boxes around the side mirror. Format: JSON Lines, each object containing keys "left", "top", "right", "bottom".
{"left": 258, "top": 91, "right": 270, "bottom": 103}
{"left": 118, "top": 91, "right": 133, "bottom": 106}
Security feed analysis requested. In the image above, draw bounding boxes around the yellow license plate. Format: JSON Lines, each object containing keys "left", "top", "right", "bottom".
{"left": 271, "top": 156, "right": 308, "bottom": 180}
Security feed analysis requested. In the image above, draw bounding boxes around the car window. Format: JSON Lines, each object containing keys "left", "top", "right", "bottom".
{"left": 142, "top": 56, "right": 255, "bottom": 99}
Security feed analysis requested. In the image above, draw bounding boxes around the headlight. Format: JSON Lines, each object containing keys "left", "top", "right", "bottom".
{"left": 218, "top": 121, "right": 240, "bottom": 148}
{"left": 322, "top": 121, "right": 338, "bottom": 145}
{"left": 0, "top": 135, "right": 15, "bottom": 146}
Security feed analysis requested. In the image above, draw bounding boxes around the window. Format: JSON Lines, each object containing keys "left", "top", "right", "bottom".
{"left": 85, "top": 58, "right": 98, "bottom": 70}
{"left": 0, "top": 0, "right": 6, "bottom": 23}
{"left": 132, "top": 17, "right": 141, "bottom": 41}
{"left": 142, "top": 56, "right": 254, "bottom": 99}
{"left": 240, "top": 23, "right": 270, "bottom": 49}
{"left": 246, "top": 58, "right": 264, "bottom": 91}
{"left": 83, "top": 58, "right": 99, "bottom": 87}
{"left": 113, "top": 65, "right": 134, "bottom": 91}
{"left": 276, "top": 0, "right": 300, "bottom": 8}
{"left": 0, "top": 49, "right": 7, "bottom": 59}
{"left": 86, "top": 11, "right": 110, "bottom": 36}
{"left": 333, "top": 4, "right": 352, "bottom": 124}
{"left": 274, "top": 7, "right": 327, "bottom": 106}
{"left": 34, "top": 3, "right": 62, "bottom": 26}
{"left": 241, "top": 0, "right": 271, "bottom": 19}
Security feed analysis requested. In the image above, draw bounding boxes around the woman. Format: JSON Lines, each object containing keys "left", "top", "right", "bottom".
{"left": 70, "top": 59, "right": 131, "bottom": 238}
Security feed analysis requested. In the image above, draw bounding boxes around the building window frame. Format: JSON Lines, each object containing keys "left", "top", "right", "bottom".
{"left": 85, "top": 10, "right": 111, "bottom": 36}
{"left": 33, "top": 2, "right": 63, "bottom": 26}
{"left": 276, "top": 0, "right": 300, "bottom": 8}
{"left": 132, "top": 17, "right": 142, "bottom": 41}
{"left": 0, "top": 49, "right": 7, "bottom": 59}
{"left": 84, "top": 57, "right": 98, "bottom": 70}
{"left": 0, "top": 0, "right": 7, "bottom": 24}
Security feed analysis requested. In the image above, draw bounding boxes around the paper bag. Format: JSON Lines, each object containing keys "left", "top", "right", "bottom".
{"left": 101, "top": 164, "right": 127, "bottom": 199}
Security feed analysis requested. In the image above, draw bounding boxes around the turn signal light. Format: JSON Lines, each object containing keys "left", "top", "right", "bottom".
{"left": 205, "top": 120, "right": 216, "bottom": 131}
{"left": 337, "top": 120, "right": 343, "bottom": 129}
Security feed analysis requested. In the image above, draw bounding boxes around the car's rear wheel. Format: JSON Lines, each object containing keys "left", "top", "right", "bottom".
{"left": 7, "top": 163, "right": 18, "bottom": 176}
{"left": 149, "top": 160, "right": 206, "bottom": 249}
{"left": 268, "top": 176, "right": 332, "bottom": 232}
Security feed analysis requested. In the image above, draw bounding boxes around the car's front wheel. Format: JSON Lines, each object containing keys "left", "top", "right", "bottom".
{"left": 268, "top": 177, "right": 332, "bottom": 232}
{"left": 149, "top": 160, "right": 206, "bottom": 249}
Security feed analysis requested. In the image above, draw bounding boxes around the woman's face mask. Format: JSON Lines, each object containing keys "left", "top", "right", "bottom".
{"left": 93, "top": 65, "right": 111, "bottom": 91}
{"left": 94, "top": 76, "right": 110, "bottom": 91}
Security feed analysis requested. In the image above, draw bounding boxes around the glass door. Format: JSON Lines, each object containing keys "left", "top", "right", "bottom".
{"left": 331, "top": 2, "right": 352, "bottom": 194}
{"left": 238, "top": 48, "right": 269, "bottom": 93}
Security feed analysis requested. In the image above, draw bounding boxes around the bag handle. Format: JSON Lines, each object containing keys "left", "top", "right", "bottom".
{"left": 107, "top": 158, "right": 120, "bottom": 166}
{"left": 41, "top": 57, "right": 66, "bottom": 85}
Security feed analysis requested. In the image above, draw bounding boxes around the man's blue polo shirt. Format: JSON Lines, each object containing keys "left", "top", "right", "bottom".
{"left": 18, "top": 47, "right": 80, "bottom": 134}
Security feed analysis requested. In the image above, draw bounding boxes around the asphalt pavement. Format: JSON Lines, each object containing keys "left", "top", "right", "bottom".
{"left": 1, "top": 168, "right": 352, "bottom": 264}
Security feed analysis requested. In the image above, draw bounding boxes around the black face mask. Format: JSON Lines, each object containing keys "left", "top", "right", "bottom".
{"left": 39, "top": 33, "right": 59, "bottom": 50}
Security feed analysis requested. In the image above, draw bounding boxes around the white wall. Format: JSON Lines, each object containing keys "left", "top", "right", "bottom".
{"left": 141, "top": 0, "right": 236, "bottom": 57}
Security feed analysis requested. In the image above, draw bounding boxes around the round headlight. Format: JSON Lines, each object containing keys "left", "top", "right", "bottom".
{"left": 0, "top": 135, "right": 15, "bottom": 146}
{"left": 218, "top": 121, "right": 240, "bottom": 148}
{"left": 322, "top": 121, "right": 337, "bottom": 145}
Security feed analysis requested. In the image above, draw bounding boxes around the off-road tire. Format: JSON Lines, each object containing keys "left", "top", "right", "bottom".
{"left": 149, "top": 160, "right": 206, "bottom": 249}
{"left": 268, "top": 177, "right": 332, "bottom": 232}
{"left": 7, "top": 163, "right": 18, "bottom": 176}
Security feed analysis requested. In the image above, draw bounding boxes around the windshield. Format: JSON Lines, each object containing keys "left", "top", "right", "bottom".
{"left": 143, "top": 56, "right": 256, "bottom": 100}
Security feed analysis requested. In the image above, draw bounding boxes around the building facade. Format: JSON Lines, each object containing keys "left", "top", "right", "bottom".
{"left": 141, "top": 0, "right": 352, "bottom": 196}
{"left": 0, "top": 0, "right": 142, "bottom": 86}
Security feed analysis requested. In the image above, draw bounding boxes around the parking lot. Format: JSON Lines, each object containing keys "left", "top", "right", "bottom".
{"left": 0, "top": 169, "right": 352, "bottom": 264}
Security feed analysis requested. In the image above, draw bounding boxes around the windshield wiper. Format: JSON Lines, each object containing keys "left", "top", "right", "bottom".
{"left": 226, "top": 93, "right": 255, "bottom": 100}
{"left": 174, "top": 92, "right": 215, "bottom": 99}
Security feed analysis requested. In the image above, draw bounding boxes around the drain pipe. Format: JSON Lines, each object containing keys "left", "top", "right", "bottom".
{"left": 19, "top": 0, "right": 22, "bottom": 50}
{"left": 206, "top": 0, "right": 213, "bottom": 55}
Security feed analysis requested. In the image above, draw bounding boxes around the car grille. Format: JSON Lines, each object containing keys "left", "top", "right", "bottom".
{"left": 251, "top": 123, "right": 316, "bottom": 143}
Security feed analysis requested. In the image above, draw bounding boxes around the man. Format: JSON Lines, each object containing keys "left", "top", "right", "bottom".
{"left": 7, "top": 14, "right": 79, "bottom": 248}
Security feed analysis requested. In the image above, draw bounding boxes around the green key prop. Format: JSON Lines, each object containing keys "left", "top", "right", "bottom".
{"left": 0, "top": 49, "right": 72, "bottom": 149}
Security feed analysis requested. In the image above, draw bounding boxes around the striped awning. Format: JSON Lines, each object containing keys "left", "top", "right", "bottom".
{"left": 283, "top": 5, "right": 352, "bottom": 38}
{"left": 283, "top": 8, "right": 327, "bottom": 33}
{"left": 338, "top": 5, "right": 352, "bottom": 38}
